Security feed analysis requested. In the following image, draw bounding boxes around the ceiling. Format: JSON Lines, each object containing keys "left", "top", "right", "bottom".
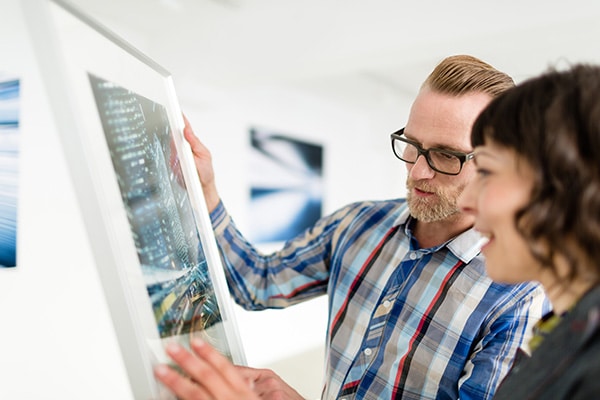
{"left": 64, "top": 0, "right": 600, "bottom": 108}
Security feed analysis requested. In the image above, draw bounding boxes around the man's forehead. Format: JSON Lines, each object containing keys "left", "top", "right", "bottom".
{"left": 405, "top": 89, "right": 490, "bottom": 149}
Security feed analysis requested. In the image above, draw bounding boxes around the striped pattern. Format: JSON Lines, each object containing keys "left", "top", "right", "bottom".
{"left": 211, "top": 199, "right": 548, "bottom": 399}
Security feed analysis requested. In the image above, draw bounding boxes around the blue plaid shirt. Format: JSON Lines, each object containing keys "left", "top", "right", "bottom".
{"left": 210, "top": 199, "right": 547, "bottom": 399}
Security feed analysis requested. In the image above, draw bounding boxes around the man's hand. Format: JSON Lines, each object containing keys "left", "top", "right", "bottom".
{"left": 154, "top": 339, "right": 258, "bottom": 400}
{"left": 237, "top": 365, "right": 305, "bottom": 400}
{"left": 154, "top": 338, "right": 305, "bottom": 400}
{"left": 182, "top": 114, "right": 220, "bottom": 212}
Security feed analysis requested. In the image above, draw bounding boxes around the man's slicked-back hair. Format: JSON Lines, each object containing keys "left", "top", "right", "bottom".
{"left": 423, "top": 55, "right": 515, "bottom": 97}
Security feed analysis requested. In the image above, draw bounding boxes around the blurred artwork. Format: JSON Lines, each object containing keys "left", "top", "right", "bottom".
{"left": 0, "top": 78, "right": 20, "bottom": 268}
{"left": 248, "top": 127, "right": 323, "bottom": 243}
{"left": 89, "top": 74, "right": 232, "bottom": 357}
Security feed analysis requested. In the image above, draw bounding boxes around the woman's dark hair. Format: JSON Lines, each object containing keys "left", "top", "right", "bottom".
{"left": 472, "top": 64, "right": 600, "bottom": 283}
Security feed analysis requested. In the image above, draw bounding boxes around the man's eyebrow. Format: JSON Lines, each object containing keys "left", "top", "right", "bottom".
{"left": 404, "top": 132, "right": 471, "bottom": 153}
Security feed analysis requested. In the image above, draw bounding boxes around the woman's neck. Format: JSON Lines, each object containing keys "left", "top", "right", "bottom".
{"left": 539, "top": 264, "right": 594, "bottom": 315}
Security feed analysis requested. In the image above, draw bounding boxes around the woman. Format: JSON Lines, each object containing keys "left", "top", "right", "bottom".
{"left": 459, "top": 63, "right": 600, "bottom": 399}
{"left": 154, "top": 64, "right": 600, "bottom": 399}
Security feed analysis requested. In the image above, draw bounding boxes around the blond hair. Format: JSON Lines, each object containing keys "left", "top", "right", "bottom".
{"left": 423, "top": 55, "right": 514, "bottom": 97}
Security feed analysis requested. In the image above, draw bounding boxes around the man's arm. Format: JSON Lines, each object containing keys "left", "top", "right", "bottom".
{"left": 183, "top": 114, "right": 335, "bottom": 310}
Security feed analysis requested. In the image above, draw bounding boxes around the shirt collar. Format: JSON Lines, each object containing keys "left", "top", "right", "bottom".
{"left": 447, "top": 228, "right": 487, "bottom": 263}
{"left": 394, "top": 204, "right": 485, "bottom": 263}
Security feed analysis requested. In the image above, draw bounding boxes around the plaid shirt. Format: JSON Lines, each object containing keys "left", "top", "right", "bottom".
{"left": 211, "top": 199, "right": 547, "bottom": 400}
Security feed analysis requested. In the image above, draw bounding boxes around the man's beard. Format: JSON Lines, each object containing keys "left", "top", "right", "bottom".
{"left": 406, "top": 179, "right": 465, "bottom": 223}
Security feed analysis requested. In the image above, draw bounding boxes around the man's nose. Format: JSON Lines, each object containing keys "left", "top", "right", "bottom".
{"left": 408, "top": 154, "right": 435, "bottom": 180}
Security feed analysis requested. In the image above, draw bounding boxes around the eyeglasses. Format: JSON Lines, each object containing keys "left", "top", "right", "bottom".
{"left": 390, "top": 128, "right": 474, "bottom": 175}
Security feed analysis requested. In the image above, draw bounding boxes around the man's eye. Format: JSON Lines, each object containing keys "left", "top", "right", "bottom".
{"left": 434, "top": 151, "right": 456, "bottom": 161}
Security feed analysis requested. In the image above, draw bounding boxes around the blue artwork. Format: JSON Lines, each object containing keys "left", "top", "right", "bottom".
{"left": 248, "top": 127, "right": 323, "bottom": 244}
{"left": 0, "top": 78, "right": 20, "bottom": 268}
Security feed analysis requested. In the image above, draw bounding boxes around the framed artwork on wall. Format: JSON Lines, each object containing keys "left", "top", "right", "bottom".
{"left": 22, "top": 0, "right": 246, "bottom": 398}
{"left": 247, "top": 127, "right": 324, "bottom": 244}
{"left": 0, "top": 76, "right": 20, "bottom": 268}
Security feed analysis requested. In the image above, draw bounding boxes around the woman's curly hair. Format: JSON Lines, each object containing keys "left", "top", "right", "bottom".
{"left": 471, "top": 64, "right": 600, "bottom": 284}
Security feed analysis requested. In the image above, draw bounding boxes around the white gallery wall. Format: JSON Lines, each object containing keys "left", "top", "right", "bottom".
{"left": 0, "top": 1, "right": 408, "bottom": 398}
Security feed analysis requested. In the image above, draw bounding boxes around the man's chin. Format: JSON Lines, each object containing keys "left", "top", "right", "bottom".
{"left": 408, "top": 201, "right": 459, "bottom": 223}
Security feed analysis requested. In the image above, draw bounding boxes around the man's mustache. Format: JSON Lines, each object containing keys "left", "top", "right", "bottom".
{"left": 407, "top": 179, "right": 439, "bottom": 195}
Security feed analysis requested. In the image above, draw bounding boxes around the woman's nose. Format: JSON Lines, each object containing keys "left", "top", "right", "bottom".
{"left": 458, "top": 180, "right": 477, "bottom": 215}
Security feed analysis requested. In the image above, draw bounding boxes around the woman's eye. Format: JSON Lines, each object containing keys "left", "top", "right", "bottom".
{"left": 476, "top": 168, "right": 491, "bottom": 177}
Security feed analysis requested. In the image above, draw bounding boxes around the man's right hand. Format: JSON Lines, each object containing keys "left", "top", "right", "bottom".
{"left": 154, "top": 338, "right": 305, "bottom": 400}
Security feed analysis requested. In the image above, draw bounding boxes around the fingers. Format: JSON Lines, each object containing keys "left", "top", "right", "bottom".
{"left": 189, "top": 339, "right": 252, "bottom": 389}
{"left": 182, "top": 115, "right": 202, "bottom": 150}
{"left": 235, "top": 366, "right": 305, "bottom": 400}
{"left": 179, "top": 113, "right": 219, "bottom": 211}
{"left": 154, "top": 363, "right": 212, "bottom": 400}
{"left": 182, "top": 114, "right": 212, "bottom": 162}
{"left": 154, "top": 339, "right": 257, "bottom": 400}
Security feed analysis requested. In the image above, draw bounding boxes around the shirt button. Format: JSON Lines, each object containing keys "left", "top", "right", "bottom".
{"left": 383, "top": 300, "right": 392, "bottom": 308}
{"left": 364, "top": 348, "right": 372, "bottom": 356}
{"left": 409, "top": 252, "right": 417, "bottom": 260}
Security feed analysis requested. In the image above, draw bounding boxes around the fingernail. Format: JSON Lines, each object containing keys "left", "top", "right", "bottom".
{"left": 191, "top": 338, "right": 205, "bottom": 347}
{"left": 154, "top": 365, "right": 169, "bottom": 377}
{"left": 166, "top": 342, "right": 182, "bottom": 354}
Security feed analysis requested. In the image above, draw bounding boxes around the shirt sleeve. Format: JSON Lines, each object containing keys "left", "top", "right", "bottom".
{"left": 457, "top": 283, "right": 548, "bottom": 400}
{"left": 209, "top": 200, "right": 355, "bottom": 310}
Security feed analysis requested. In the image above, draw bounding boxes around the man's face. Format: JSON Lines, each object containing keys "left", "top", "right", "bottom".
{"left": 403, "top": 88, "right": 493, "bottom": 223}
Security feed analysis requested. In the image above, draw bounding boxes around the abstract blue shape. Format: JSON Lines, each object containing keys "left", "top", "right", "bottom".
{"left": 0, "top": 78, "right": 19, "bottom": 267}
{"left": 248, "top": 128, "right": 323, "bottom": 243}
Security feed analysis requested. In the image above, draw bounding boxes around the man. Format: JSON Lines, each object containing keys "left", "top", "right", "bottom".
{"left": 161, "top": 55, "right": 547, "bottom": 399}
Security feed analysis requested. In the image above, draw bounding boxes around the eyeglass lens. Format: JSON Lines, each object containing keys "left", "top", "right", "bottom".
{"left": 393, "top": 139, "right": 462, "bottom": 174}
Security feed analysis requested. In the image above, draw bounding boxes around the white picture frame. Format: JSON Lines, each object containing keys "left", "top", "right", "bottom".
{"left": 22, "top": 0, "right": 246, "bottom": 398}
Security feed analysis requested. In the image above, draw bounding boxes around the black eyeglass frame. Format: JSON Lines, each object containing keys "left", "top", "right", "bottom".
{"left": 390, "top": 128, "right": 474, "bottom": 176}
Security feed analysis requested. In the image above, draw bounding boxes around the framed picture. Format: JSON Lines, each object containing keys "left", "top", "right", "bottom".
{"left": 248, "top": 127, "right": 324, "bottom": 244}
{"left": 0, "top": 76, "right": 20, "bottom": 268}
{"left": 23, "top": 0, "right": 246, "bottom": 398}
